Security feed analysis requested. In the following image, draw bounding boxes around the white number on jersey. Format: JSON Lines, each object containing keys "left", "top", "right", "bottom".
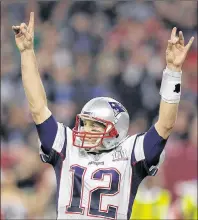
{"left": 66, "top": 165, "right": 121, "bottom": 219}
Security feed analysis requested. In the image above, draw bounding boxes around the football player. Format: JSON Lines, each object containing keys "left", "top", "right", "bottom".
{"left": 12, "top": 12, "right": 194, "bottom": 220}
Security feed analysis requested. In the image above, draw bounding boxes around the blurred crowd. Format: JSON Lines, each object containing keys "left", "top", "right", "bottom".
{"left": 1, "top": 1, "right": 197, "bottom": 219}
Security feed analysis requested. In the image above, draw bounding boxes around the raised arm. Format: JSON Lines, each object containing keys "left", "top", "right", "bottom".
{"left": 132, "top": 28, "right": 194, "bottom": 172}
{"left": 12, "top": 12, "right": 51, "bottom": 124}
{"left": 143, "top": 28, "right": 194, "bottom": 169}
{"left": 12, "top": 12, "right": 63, "bottom": 157}
{"left": 155, "top": 27, "right": 194, "bottom": 139}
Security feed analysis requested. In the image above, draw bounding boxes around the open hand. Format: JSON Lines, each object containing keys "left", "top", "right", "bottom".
{"left": 12, "top": 12, "right": 34, "bottom": 52}
{"left": 166, "top": 27, "right": 194, "bottom": 72}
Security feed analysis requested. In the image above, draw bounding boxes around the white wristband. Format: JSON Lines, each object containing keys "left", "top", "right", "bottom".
{"left": 159, "top": 67, "right": 182, "bottom": 103}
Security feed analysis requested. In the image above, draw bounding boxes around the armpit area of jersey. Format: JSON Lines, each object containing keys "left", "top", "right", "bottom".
{"left": 143, "top": 159, "right": 159, "bottom": 176}
{"left": 40, "top": 148, "right": 61, "bottom": 166}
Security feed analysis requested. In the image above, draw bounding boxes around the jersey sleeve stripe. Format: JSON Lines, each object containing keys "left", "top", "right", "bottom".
{"left": 39, "top": 123, "right": 66, "bottom": 165}
{"left": 52, "top": 122, "right": 65, "bottom": 153}
{"left": 131, "top": 133, "right": 145, "bottom": 164}
{"left": 134, "top": 134, "right": 145, "bottom": 162}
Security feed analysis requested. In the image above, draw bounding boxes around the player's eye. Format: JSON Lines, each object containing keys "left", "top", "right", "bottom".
{"left": 93, "top": 122, "right": 105, "bottom": 129}
{"left": 80, "top": 119, "right": 84, "bottom": 126}
{"left": 93, "top": 122, "right": 101, "bottom": 128}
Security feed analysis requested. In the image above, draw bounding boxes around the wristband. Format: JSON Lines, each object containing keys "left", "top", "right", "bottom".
{"left": 160, "top": 67, "right": 182, "bottom": 103}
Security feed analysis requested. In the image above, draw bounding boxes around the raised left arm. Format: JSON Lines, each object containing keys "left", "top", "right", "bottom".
{"left": 155, "top": 27, "right": 194, "bottom": 139}
{"left": 130, "top": 28, "right": 194, "bottom": 173}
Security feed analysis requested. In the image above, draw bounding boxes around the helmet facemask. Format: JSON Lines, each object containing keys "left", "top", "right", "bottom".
{"left": 72, "top": 114, "right": 119, "bottom": 152}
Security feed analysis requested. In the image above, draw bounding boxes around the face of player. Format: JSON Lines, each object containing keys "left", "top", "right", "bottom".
{"left": 81, "top": 119, "right": 106, "bottom": 144}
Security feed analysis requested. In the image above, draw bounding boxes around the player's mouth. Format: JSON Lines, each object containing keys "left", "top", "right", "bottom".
{"left": 81, "top": 137, "right": 98, "bottom": 144}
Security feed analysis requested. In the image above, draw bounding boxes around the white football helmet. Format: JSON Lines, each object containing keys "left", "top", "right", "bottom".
{"left": 72, "top": 97, "right": 130, "bottom": 152}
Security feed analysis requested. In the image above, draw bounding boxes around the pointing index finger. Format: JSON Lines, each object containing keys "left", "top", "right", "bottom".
{"left": 171, "top": 27, "right": 177, "bottom": 41}
{"left": 28, "top": 12, "right": 34, "bottom": 34}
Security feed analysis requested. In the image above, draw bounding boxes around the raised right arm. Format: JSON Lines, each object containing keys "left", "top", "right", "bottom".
{"left": 21, "top": 49, "right": 51, "bottom": 124}
{"left": 12, "top": 12, "right": 60, "bottom": 156}
{"left": 13, "top": 12, "right": 51, "bottom": 124}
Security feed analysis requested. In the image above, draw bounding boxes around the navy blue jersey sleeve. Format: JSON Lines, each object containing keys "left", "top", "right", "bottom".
{"left": 36, "top": 115, "right": 67, "bottom": 166}
{"left": 36, "top": 115, "right": 58, "bottom": 155}
{"left": 131, "top": 126, "right": 166, "bottom": 176}
{"left": 143, "top": 125, "right": 167, "bottom": 167}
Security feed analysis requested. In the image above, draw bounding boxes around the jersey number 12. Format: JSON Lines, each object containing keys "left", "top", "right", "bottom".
{"left": 66, "top": 164, "right": 121, "bottom": 219}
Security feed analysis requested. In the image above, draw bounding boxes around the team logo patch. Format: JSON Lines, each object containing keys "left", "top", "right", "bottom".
{"left": 108, "top": 102, "right": 126, "bottom": 117}
{"left": 173, "top": 83, "right": 181, "bottom": 93}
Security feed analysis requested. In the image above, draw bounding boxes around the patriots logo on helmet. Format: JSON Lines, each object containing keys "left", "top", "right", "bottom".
{"left": 108, "top": 102, "right": 126, "bottom": 117}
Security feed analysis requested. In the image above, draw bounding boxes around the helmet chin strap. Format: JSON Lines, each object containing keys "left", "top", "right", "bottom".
{"left": 85, "top": 145, "right": 113, "bottom": 154}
